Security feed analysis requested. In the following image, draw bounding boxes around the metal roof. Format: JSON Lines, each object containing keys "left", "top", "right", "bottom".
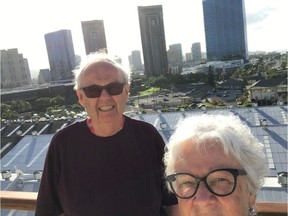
{"left": 1, "top": 135, "right": 52, "bottom": 173}
{"left": 130, "top": 106, "right": 288, "bottom": 203}
{"left": 1, "top": 105, "right": 287, "bottom": 214}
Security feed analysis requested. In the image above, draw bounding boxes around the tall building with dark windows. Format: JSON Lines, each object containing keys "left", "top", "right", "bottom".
{"left": 0, "top": 48, "right": 31, "bottom": 89}
{"left": 81, "top": 20, "right": 107, "bottom": 55}
{"left": 138, "top": 5, "right": 168, "bottom": 76}
{"left": 203, "top": 0, "right": 248, "bottom": 61}
{"left": 45, "top": 29, "right": 76, "bottom": 81}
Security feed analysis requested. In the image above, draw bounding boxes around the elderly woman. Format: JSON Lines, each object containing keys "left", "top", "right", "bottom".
{"left": 164, "top": 114, "right": 267, "bottom": 216}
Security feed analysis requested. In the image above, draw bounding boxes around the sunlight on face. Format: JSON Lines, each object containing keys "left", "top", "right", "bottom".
{"left": 77, "top": 62, "right": 129, "bottom": 124}
{"left": 174, "top": 141, "right": 255, "bottom": 216}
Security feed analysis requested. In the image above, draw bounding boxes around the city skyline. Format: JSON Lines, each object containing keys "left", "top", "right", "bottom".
{"left": 0, "top": 0, "right": 287, "bottom": 78}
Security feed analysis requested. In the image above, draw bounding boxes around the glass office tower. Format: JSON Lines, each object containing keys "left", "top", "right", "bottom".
{"left": 45, "top": 30, "right": 76, "bottom": 81}
{"left": 203, "top": 0, "right": 248, "bottom": 61}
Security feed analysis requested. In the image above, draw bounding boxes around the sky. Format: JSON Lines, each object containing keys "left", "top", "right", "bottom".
{"left": 0, "top": 0, "right": 287, "bottom": 78}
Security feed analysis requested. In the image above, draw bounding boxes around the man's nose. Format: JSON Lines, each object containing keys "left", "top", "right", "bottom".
{"left": 99, "top": 89, "right": 110, "bottom": 97}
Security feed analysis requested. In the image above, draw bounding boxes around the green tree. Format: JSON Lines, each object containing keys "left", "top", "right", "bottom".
{"left": 33, "top": 97, "right": 52, "bottom": 112}
{"left": 1, "top": 103, "right": 18, "bottom": 119}
{"left": 153, "top": 75, "right": 169, "bottom": 89}
{"left": 51, "top": 95, "right": 65, "bottom": 106}
{"left": 167, "top": 74, "right": 186, "bottom": 85}
{"left": 1, "top": 104, "right": 11, "bottom": 116}
{"left": 186, "top": 72, "right": 207, "bottom": 83}
{"left": 9, "top": 100, "right": 32, "bottom": 113}
{"left": 144, "top": 76, "right": 157, "bottom": 88}
{"left": 280, "top": 61, "right": 287, "bottom": 70}
{"left": 71, "top": 103, "right": 83, "bottom": 112}
{"left": 267, "top": 69, "right": 287, "bottom": 79}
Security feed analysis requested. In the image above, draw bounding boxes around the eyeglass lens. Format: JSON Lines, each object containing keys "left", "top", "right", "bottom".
{"left": 168, "top": 169, "right": 245, "bottom": 199}
{"left": 82, "top": 82, "right": 125, "bottom": 98}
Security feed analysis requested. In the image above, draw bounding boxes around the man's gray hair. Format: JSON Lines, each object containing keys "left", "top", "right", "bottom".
{"left": 73, "top": 53, "right": 130, "bottom": 90}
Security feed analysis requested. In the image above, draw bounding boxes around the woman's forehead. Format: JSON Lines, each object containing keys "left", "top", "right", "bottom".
{"left": 176, "top": 141, "right": 241, "bottom": 171}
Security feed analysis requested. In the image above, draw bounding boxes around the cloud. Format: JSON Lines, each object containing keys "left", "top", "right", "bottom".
{"left": 246, "top": 7, "right": 275, "bottom": 25}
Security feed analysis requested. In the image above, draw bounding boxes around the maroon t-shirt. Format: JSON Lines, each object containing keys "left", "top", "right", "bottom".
{"left": 35, "top": 115, "right": 177, "bottom": 216}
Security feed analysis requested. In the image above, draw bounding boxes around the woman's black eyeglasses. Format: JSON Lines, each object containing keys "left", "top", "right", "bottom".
{"left": 81, "top": 82, "right": 126, "bottom": 98}
{"left": 166, "top": 168, "right": 247, "bottom": 199}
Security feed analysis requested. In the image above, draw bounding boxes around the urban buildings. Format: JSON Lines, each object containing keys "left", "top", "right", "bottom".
{"left": 191, "top": 42, "right": 202, "bottom": 62}
{"left": 202, "top": 0, "right": 248, "bottom": 61}
{"left": 44, "top": 30, "right": 76, "bottom": 81}
{"left": 38, "top": 69, "right": 51, "bottom": 84}
{"left": 167, "top": 43, "right": 183, "bottom": 73}
{"left": 0, "top": 48, "right": 31, "bottom": 89}
{"left": 81, "top": 20, "right": 108, "bottom": 55}
{"left": 138, "top": 5, "right": 168, "bottom": 76}
{"left": 128, "top": 50, "right": 143, "bottom": 72}
{"left": 185, "top": 53, "right": 192, "bottom": 62}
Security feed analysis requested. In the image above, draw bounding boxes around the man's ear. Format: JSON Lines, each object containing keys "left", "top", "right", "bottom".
{"left": 76, "top": 89, "right": 85, "bottom": 108}
{"left": 124, "top": 84, "right": 130, "bottom": 98}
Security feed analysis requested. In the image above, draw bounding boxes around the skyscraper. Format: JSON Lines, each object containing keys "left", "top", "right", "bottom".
{"left": 167, "top": 43, "right": 183, "bottom": 73}
{"left": 203, "top": 0, "right": 248, "bottom": 61}
{"left": 138, "top": 5, "right": 168, "bottom": 76}
{"left": 0, "top": 48, "right": 31, "bottom": 89}
{"left": 191, "top": 42, "right": 202, "bottom": 62}
{"left": 129, "top": 50, "right": 143, "bottom": 71}
{"left": 81, "top": 20, "right": 107, "bottom": 55}
{"left": 44, "top": 29, "right": 76, "bottom": 81}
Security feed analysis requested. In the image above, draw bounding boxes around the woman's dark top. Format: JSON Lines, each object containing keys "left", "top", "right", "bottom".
{"left": 35, "top": 115, "right": 177, "bottom": 216}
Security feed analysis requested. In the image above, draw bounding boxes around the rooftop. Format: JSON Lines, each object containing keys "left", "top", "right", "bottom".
{"left": 1, "top": 105, "right": 287, "bottom": 215}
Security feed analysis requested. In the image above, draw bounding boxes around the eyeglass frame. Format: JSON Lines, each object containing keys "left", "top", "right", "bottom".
{"left": 80, "top": 82, "right": 127, "bottom": 98}
{"left": 166, "top": 168, "right": 247, "bottom": 199}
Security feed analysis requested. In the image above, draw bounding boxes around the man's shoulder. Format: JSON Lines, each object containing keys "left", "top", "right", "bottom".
{"left": 124, "top": 115, "right": 162, "bottom": 140}
{"left": 125, "top": 115, "right": 155, "bottom": 129}
{"left": 53, "top": 119, "right": 86, "bottom": 137}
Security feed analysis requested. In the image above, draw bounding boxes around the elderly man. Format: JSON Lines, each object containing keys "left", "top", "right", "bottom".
{"left": 35, "top": 53, "right": 179, "bottom": 216}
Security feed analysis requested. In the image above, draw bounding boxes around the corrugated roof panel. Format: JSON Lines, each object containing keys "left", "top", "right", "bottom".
{"left": 1, "top": 135, "right": 52, "bottom": 173}
{"left": 230, "top": 108, "right": 256, "bottom": 126}
{"left": 0, "top": 181, "right": 11, "bottom": 190}
{"left": 279, "top": 152, "right": 287, "bottom": 164}
{"left": 255, "top": 107, "right": 281, "bottom": 125}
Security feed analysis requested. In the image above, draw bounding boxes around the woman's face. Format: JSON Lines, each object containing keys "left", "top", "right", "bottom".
{"left": 173, "top": 141, "right": 256, "bottom": 216}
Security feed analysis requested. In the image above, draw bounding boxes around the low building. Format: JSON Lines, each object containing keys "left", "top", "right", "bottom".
{"left": 248, "top": 78, "right": 287, "bottom": 105}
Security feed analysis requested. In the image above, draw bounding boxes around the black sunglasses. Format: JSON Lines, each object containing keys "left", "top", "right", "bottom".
{"left": 81, "top": 82, "right": 126, "bottom": 98}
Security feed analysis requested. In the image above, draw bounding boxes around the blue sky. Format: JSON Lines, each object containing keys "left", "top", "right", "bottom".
{"left": 0, "top": 0, "right": 287, "bottom": 75}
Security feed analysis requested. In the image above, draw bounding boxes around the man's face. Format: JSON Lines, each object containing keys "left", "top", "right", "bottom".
{"left": 76, "top": 62, "right": 129, "bottom": 125}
